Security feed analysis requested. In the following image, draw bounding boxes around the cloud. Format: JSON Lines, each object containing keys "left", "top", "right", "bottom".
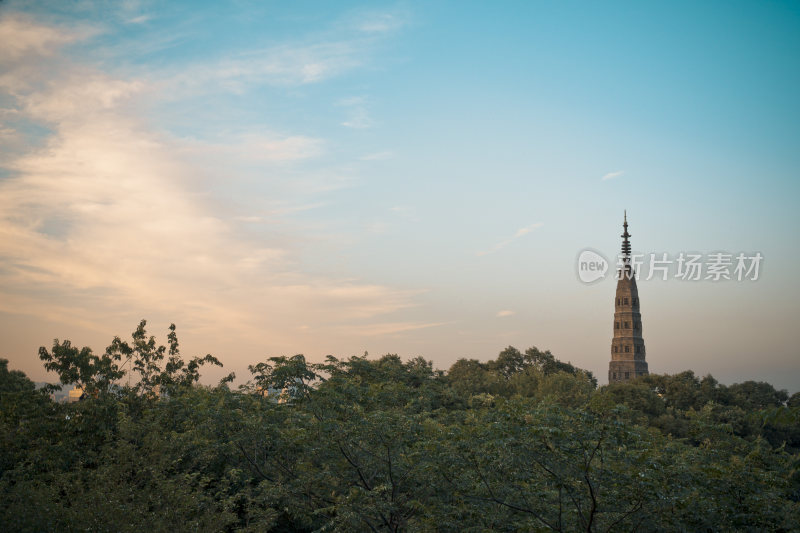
{"left": 88, "top": 6, "right": 406, "bottom": 96}
{"left": 339, "top": 321, "right": 445, "bottom": 337}
{"left": 478, "top": 222, "right": 544, "bottom": 256}
{"left": 337, "top": 96, "right": 365, "bottom": 106}
{"left": 358, "top": 14, "right": 404, "bottom": 34}
{"left": 338, "top": 96, "right": 373, "bottom": 129}
{"left": 0, "top": 14, "right": 86, "bottom": 63}
{"left": 602, "top": 170, "right": 624, "bottom": 181}
{"left": 514, "top": 225, "right": 538, "bottom": 238}
{"left": 0, "top": 103, "right": 420, "bottom": 351}
{"left": 23, "top": 72, "right": 144, "bottom": 121}
{"left": 0, "top": 6, "right": 426, "bottom": 374}
{"left": 186, "top": 134, "right": 324, "bottom": 162}
{"left": 161, "top": 41, "right": 362, "bottom": 96}
{"left": 496, "top": 310, "right": 515, "bottom": 318}
{"left": 0, "top": 16, "right": 142, "bottom": 124}
{"left": 126, "top": 15, "right": 152, "bottom": 25}
{"left": 0, "top": 126, "right": 17, "bottom": 140}
{"left": 342, "top": 109, "right": 372, "bottom": 129}
{"left": 350, "top": 8, "right": 409, "bottom": 35}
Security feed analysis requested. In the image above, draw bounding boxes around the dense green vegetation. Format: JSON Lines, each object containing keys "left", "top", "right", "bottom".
{"left": 2, "top": 321, "right": 799, "bottom": 531}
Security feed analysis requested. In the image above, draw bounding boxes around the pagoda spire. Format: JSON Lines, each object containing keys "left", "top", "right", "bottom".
{"left": 621, "top": 210, "right": 631, "bottom": 259}
{"left": 608, "top": 213, "right": 649, "bottom": 383}
{"left": 619, "top": 210, "right": 633, "bottom": 278}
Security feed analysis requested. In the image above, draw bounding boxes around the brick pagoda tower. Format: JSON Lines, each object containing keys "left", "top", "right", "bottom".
{"left": 608, "top": 212, "right": 649, "bottom": 382}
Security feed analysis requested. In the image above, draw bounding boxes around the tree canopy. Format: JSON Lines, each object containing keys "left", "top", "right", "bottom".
{"left": 1, "top": 321, "right": 798, "bottom": 531}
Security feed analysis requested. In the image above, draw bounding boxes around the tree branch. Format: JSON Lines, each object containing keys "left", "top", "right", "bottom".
{"left": 471, "top": 455, "right": 558, "bottom": 531}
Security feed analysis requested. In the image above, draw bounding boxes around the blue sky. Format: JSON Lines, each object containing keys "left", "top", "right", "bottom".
{"left": 1, "top": 0, "right": 798, "bottom": 391}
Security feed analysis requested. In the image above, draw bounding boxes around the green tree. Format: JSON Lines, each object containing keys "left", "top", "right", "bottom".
{"left": 447, "top": 346, "right": 597, "bottom": 400}
{"left": 38, "top": 340, "right": 124, "bottom": 397}
{"left": 106, "top": 320, "right": 222, "bottom": 396}
{"left": 727, "top": 380, "right": 789, "bottom": 411}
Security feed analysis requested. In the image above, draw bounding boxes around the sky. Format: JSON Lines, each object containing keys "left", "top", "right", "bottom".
{"left": 1, "top": 0, "right": 798, "bottom": 392}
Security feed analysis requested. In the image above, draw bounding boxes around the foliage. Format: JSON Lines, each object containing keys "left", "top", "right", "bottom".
{"left": 446, "top": 346, "right": 596, "bottom": 405}
{"left": 38, "top": 340, "right": 124, "bottom": 397}
{"left": 105, "top": 320, "right": 223, "bottom": 396}
{"left": 2, "top": 333, "right": 798, "bottom": 531}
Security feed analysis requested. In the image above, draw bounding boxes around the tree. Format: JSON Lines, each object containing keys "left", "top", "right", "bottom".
{"left": 248, "top": 353, "right": 319, "bottom": 402}
{"left": 6, "top": 336, "right": 800, "bottom": 531}
{"left": 591, "top": 380, "right": 666, "bottom": 420}
{"left": 39, "top": 340, "right": 124, "bottom": 397}
{"left": 0, "top": 359, "right": 59, "bottom": 478}
{"left": 727, "top": 380, "right": 789, "bottom": 411}
{"left": 105, "top": 320, "right": 222, "bottom": 396}
{"left": 788, "top": 391, "right": 800, "bottom": 409}
{"left": 448, "top": 346, "right": 597, "bottom": 400}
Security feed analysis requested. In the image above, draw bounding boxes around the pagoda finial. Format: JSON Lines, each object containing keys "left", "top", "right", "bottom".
{"left": 621, "top": 211, "right": 631, "bottom": 260}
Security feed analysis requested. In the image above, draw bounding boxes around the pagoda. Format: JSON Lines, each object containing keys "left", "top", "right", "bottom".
{"left": 608, "top": 212, "right": 649, "bottom": 382}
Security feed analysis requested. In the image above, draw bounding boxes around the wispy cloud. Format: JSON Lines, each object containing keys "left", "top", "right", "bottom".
{"left": 0, "top": 14, "right": 87, "bottom": 62}
{"left": 344, "top": 6, "right": 410, "bottom": 35}
{"left": 140, "top": 11, "right": 403, "bottom": 103}
{"left": 478, "top": 222, "right": 544, "bottom": 256}
{"left": 342, "top": 109, "right": 372, "bottom": 129}
{"left": 155, "top": 10, "right": 406, "bottom": 97}
{"left": 513, "top": 225, "right": 540, "bottom": 238}
{"left": 339, "top": 321, "right": 445, "bottom": 337}
{"left": 338, "top": 96, "right": 373, "bottom": 129}
{"left": 252, "top": 135, "right": 324, "bottom": 160}
{"left": 496, "top": 310, "right": 515, "bottom": 318}
{"left": 179, "top": 133, "right": 324, "bottom": 163}
{"left": 357, "top": 13, "right": 406, "bottom": 34}
{"left": 602, "top": 170, "right": 624, "bottom": 181}
{"left": 126, "top": 15, "right": 152, "bottom": 25}
{"left": 162, "top": 41, "right": 361, "bottom": 94}
{"left": 0, "top": 9, "right": 425, "bottom": 373}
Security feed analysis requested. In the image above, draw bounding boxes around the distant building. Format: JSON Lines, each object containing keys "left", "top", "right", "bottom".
{"left": 255, "top": 385, "right": 295, "bottom": 404}
{"left": 68, "top": 387, "right": 85, "bottom": 403}
{"left": 608, "top": 212, "right": 649, "bottom": 382}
